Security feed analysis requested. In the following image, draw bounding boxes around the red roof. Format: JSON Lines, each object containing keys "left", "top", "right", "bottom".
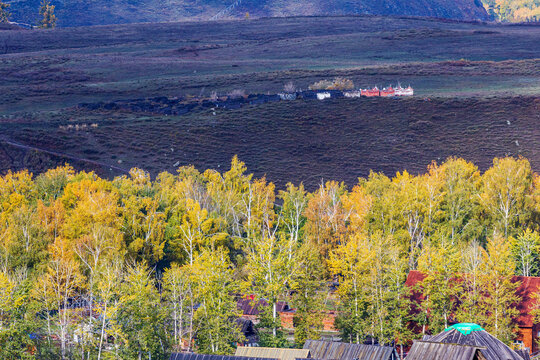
{"left": 406, "top": 270, "right": 540, "bottom": 328}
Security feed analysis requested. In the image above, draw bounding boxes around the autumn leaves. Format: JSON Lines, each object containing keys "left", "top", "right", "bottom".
{"left": 0, "top": 155, "right": 539, "bottom": 358}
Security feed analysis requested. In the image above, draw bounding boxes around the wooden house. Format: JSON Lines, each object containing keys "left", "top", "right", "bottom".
{"left": 236, "top": 317, "right": 259, "bottom": 346}
{"left": 405, "top": 340, "right": 487, "bottom": 360}
{"left": 235, "top": 347, "right": 310, "bottom": 360}
{"left": 170, "top": 353, "right": 279, "bottom": 360}
{"left": 422, "top": 323, "right": 524, "bottom": 360}
{"left": 406, "top": 271, "right": 540, "bottom": 353}
{"left": 237, "top": 296, "right": 289, "bottom": 323}
{"left": 303, "top": 340, "right": 400, "bottom": 360}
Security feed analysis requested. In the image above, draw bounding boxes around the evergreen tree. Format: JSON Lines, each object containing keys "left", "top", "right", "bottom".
{"left": 0, "top": 1, "right": 10, "bottom": 23}
{"left": 39, "top": 0, "right": 57, "bottom": 28}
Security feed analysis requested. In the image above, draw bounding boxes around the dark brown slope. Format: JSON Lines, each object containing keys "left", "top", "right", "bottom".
{"left": 1, "top": 96, "right": 539, "bottom": 189}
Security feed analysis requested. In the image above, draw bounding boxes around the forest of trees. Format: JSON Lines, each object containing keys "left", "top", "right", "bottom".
{"left": 1, "top": 156, "right": 540, "bottom": 359}
{"left": 482, "top": 0, "right": 540, "bottom": 22}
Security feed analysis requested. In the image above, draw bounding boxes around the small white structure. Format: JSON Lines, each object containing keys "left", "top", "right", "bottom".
{"left": 343, "top": 91, "right": 362, "bottom": 98}
{"left": 395, "top": 86, "right": 414, "bottom": 96}
{"left": 278, "top": 93, "right": 297, "bottom": 100}
{"left": 316, "top": 92, "right": 331, "bottom": 100}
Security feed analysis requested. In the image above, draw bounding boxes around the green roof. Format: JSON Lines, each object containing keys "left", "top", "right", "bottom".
{"left": 445, "top": 323, "right": 484, "bottom": 335}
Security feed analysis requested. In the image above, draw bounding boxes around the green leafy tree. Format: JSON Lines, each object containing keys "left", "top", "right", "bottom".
{"left": 191, "top": 250, "right": 243, "bottom": 354}
{"left": 437, "top": 157, "right": 482, "bottom": 244}
{"left": 245, "top": 233, "right": 297, "bottom": 347}
{"left": 277, "top": 183, "right": 308, "bottom": 260}
{"left": 117, "top": 263, "right": 169, "bottom": 360}
{"left": 163, "top": 264, "right": 195, "bottom": 352}
{"left": 0, "top": 272, "right": 39, "bottom": 359}
{"left": 329, "top": 234, "right": 372, "bottom": 343}
{"left": 479, "top": 157, "right": 534, "bottom": 239}
{"left": 456, "top": 240, "right": 483, "bottom": 324}
{"left": 172, "top": 198, "right": 227, "bottom": 265}
{"left": 290, "top": 246, "right": 324, "bottom": 348}
{"left": 511, "top": 229, "right": 540, "bottom": 277}
{"left": 417, "top": 237, "right": 462, "bottom": 335}
{"left": 478, "top": 234, "right": 520, "bottom": 344}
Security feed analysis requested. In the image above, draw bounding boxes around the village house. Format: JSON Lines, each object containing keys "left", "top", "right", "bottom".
{"left": 237, "top": 296, "right": 290, "bottom": 323}
{"left": 170, "top": 353, "right": 279, "bottom": 360}
{"left": 406, "top": 340, "right": 488, "bottom": 360}
{"left": 304, "top": 339, "right": 400, "bottom": 360}
{"left": 406, "top": 271, "right": 540, "bottom": 354}
{"left": 416, "top": 323, "right": 525, "bottom": 360}
{"left": 237, "top": 296, "right": 337, "bottom": 333}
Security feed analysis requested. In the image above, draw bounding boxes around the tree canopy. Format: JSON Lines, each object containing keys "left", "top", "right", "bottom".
{"left": 0, "top": 156, "right": 539, "bottom": 358}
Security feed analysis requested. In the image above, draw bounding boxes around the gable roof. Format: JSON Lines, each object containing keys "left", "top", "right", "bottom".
{"left": 405, "top": 340, "right": 486, "bottom": 360}
{"left": 428, "top": 326, "right": 523, "bottom": 360}
{"left": 405, "top": 270, "right": 540, "bottom": 328}
{"left": 303, "top": 340, "right": 399, "bottom": 360}
{"left": 235, "top": 347, "right": 310, "bottom": 360}
{"left": 237, "top": 297, "right": 289, "bottom": 316}
{"left": 170, "top": 354, "right": 279, "bottom": 360}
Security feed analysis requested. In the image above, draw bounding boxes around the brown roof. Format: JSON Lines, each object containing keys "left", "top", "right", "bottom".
{"left": 170, "top": 354, "right": 279, "bottom": 360}
{"left": 237, "top": 297, "right": 289, "bottom": 316}
{"left": 303, "top": 340, "right": 399, "bottom": 360}
{"left": 405, "top": 341, "right": 486, "bottom": 360}
{"left": 235, "top": 347, "right": 310, "bottom": 360}
{"left": 427, "top": 328, "right": 523, "bottom": 360}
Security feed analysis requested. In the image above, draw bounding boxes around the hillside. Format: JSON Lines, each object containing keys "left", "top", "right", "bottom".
{"left": 5, "top": 0, "right": 489, "bottom": 27}
{"left": 0, "top": 16, "right": 539, "bottom": 188}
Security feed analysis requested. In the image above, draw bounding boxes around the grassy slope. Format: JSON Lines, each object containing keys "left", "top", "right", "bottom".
{"left": 6, "top": 0, "right": 488, "bottom": 27}
{"left": 0, "top": 16, "right": 539, "bottom": 114}
{"left": 1, "top": 96, "right": 539, "bottom": 189}
{"left": 0, "top": 16, "right": 539, "bottom": 188}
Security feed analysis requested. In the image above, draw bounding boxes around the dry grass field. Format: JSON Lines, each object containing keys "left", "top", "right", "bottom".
{"left": 0, "top": 16, "right": 539, "bottom": 188}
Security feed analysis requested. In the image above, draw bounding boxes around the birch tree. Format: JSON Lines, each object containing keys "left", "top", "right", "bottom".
{"left": 417, "top": 237, "right": 462, "bottom": 334}
{"left": 456, "top": 240, "right": 483, "bottom": 323}
{"left": 511, "top": 229, "right": 540, "bottom": 277}
{"left": 478, "top": 234, "right": 519, "bottom": 344}
{"left": 438, "top": 157, "right": 482, "bottom": 244}
{"left": 245, "top": 232, "right": 298, "bottom": 347}
{"left": 163, "top": 264, "right": 195, "bottom": 352}
{"left": 329, "top": 234, "right": 373, "bottom": 343}
{"left": 479, "top": 157, "right": 533, "bottom": 238}
{"left": 191, "top": 250, "right": 243, "bottom": 354}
